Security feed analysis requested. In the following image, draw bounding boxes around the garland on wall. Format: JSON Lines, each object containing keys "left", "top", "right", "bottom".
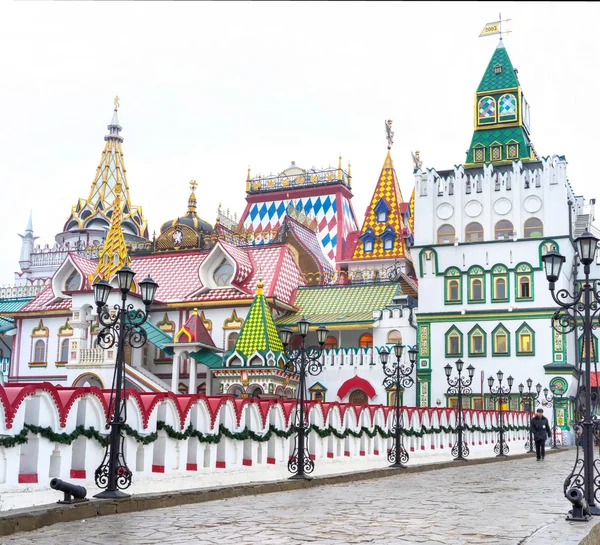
{"left": 0, "top": 421, "right": 530, "bottom": 449}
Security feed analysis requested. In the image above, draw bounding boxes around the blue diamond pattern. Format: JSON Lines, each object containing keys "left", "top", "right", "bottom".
{"left": 249, "top": 206, "right": 259, "bottom": 221}
{"left": 321, "top": 233, "right": 331, "bottom": 246}
{"left": 258, "top": 203, "right": 268, "bottom": 220}
{"left": 312, "top": 199, "right": 322, "bottom": 214}
{"left": 267, "top": 202, "right": 276, "bottom": 218}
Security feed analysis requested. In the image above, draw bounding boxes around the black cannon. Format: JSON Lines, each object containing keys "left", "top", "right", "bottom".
{"left": 50, "top": 478, "right": 88, "bottom": 504}
{"left": 565, "top": 487, "right": 592, "bottom": 522}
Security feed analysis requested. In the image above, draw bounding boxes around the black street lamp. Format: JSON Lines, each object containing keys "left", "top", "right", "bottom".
{"left": 444, "top": 359, "right": 475, "bottom": 461}
{"left": 542, "top": 230, "right": 600, "bottom": 519}
{"left": 92, "top": 268, "right": 158, "bottom": 499}
{"left": 279, "top": 319, "right": 328, "bottom": 480}
{"left": 518, "top": 378, "right": 536, "bottom": 454}
{"left": 380, "top": 344, "right": 418, "bottom": 468}
{"left": 488, "top": 370, "right": 514, "bottom": 457}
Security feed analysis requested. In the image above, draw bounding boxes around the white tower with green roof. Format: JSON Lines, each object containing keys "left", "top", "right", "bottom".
{"left": 411, "top": 38, "right": 591, "bottom": 429}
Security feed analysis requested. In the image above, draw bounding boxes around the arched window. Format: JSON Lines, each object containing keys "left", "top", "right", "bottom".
{"left": 387, "top": 330, "right": 402, "bottom": 344}
{"left": 324, "top": 336, "right": 337, "bottom": 350}
{"left": 437, "top": 224, "right": 455, "bottom": 244}
{"left": 378, "top": 210, "right": 387, "bottom": 222}
{"left": 359, "top": 334, "right": 373, "bottom": 348}
{"left": 383, "top": 237, "right": 394, "bottom": 251}
{"left": 349, "top": 389, "right": 368, "bottom": 404}
{"left": 495, "top": 220, "right": 514, "bottom": 240}
{"left": 213, "top": 259, "right": 234, "bottom": 286}
{"left": 465, "top": 222, "right": 483, "bottom": 242}
{"left": 34, "top": 340, "right": 45, "bottom": 362}
{"left": 494, "top": 277, "right": 506, "bottom": 300}
{"left": 448, "top": 280, "right": 460, "bottom": 301}
{"left": 524, "top": 218, "right": 543, "bottom": 238}
{"left": 64, "top": 271, "right": 81, "bottom": 291}
{"left": 364, "top": 239, "right": 374, "bottom": 253}
{"left": 478, "top": 96, "right": 496, "bottom": 123}
{"left": 60, "top": 339, "right": 69, "bottom": 362}
{"left": 519, "top": 276, "right": 531, "bottom": 299}
{"left": 227, "top": 332, "right": 239, "bottom": 351}
{"left": 471, "top": 278, "right": 483, "bottom": 301}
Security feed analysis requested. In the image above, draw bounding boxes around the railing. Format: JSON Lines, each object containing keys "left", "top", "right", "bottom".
{"left": 0, "top": 284, "right": 48, "bottom": 300}
{"left": 247, "top": 166, "right": 350, "bottom": 194}
{"left": 78, "top": 349, "right": 105, "bottom": 365}
{"left": 0, "top": 383, "right": 530, "bottom": 488}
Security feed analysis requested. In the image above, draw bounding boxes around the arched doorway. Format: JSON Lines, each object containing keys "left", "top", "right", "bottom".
{"left": 227, "top": 385, "right": 244, "bottom": 398}
{"left": 73, "top": 373, "right": 104, "bottom": 389}
{"left": 349, "top": 389, "right": 368, "bottom": 405}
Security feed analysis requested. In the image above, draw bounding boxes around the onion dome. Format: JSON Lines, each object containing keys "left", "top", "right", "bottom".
{"left": 160, "top": 180, "right": 213, "bottom": 236}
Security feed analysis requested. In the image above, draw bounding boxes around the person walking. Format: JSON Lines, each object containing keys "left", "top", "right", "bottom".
{"left": 531, "top": 408, "right": 552, "bottom": 461}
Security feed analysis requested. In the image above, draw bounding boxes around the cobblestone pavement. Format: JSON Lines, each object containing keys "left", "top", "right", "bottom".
{"left": 4, "top": 450, "right": 600, "bottom": 545}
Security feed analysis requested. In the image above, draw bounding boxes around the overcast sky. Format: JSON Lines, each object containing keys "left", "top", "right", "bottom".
{"left": 0, "top": 2, "right": 598, "bottom": 286}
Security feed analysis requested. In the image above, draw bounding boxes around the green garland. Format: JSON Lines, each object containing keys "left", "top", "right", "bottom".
{"left": 0, "top": 421, "right": 530, "bottom": 450}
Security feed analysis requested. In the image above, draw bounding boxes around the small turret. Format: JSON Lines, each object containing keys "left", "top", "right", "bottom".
{"left": 18, "top": 210, "right": 39, "bottom": 272}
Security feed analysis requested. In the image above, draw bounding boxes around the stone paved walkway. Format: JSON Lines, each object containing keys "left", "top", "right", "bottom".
{"left": 3, "top": 450, "right": 599, "bottom": 545}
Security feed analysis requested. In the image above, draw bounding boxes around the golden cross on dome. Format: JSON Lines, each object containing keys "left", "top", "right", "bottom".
{"left": 385, "top": 119, "right": 394, "bottom": 150}
{"left": 190, "top": 180, "right": 198, "bottom": 192}
{"left": 114, "top": 96, "right": 120, "bottom": 109}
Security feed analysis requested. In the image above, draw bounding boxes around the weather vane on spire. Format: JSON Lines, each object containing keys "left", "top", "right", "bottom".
{"left": 190, "top": 179, "right": 198, "bottom": 192}
{"left": 385, "top": 120, "right": 394, "bottom": 150}
{"left": 114, "top": 96, "right": 120, "bottom": 110}
{"left": 479, "top": 13, "right": 511, "bottom": 39}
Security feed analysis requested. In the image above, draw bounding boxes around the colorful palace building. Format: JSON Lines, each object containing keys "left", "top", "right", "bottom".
{"left": 0, "top": 39, "right": 597, "bottom": 438}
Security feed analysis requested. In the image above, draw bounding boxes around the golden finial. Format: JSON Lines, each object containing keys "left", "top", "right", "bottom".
{"left": 114, "top": 96, "right": 120, "bottom": 110}
{"left": 246, "top": 167, "right": 251, "bottom": 182}
{"left": 192, "top": 308, "right": 198, "bottom": 316}
{"left": 385, "top": 120, "right": 394, "bottom": 150}
{"left": 190, "top": 180, "right": 198, "bottom": 192}
{"left": 347, "top": 161, "right": 352, "bottom": 188}
{"left": 188, "top": 180, "right": 197, "bottom": 212}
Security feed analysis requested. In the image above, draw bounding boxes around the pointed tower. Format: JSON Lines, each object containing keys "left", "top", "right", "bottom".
{"left": 58, "top": 98, "right": 148, "bottom": 246}
{"left": 94, "top": 180, "right": 130, "bottom": 282}
{"left": 18, "top": 211, "right": 39, "bottom": 274}
{"left": 346, "top": 122, "right": 412, "bottom": 267}
{"left": 465, "top": 40, "right": 536, "bottom": 166}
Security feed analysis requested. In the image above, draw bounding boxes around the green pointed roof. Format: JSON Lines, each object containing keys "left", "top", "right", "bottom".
{"left": 465, "top": 40, "right": 537, "bottom": 167}
{"left": 232, "top": 280, "right": 283, "bottom": 360}
{"left": 477, "top": 41, "right": 519, "bottom": 92}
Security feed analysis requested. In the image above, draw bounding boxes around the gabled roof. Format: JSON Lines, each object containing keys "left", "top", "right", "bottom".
{"left": 16, "top": 287, "right": 72, "bottom": 313}
{"left": 350, "top": 151, "right": 411, "bottom": 261}
{"left": 174, "top": 308, "right": 216, "bottom": 348}
{"left": 232, "top": 280, "right": 284, "bottom": 359}
{"left": 280, "top": 216, "right": 334, "bottom": 277}
{"left": 276, "top": 283, "right": 401, "bottom": 327}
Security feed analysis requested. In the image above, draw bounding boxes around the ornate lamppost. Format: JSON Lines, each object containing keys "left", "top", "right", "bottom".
{"left": 444, "top": 359, "right": 475, "bottom": 461}
{"left": 488, "top": 370, "right": 513, "bottom": 458}
{"left": 379, "top": 344, "right": 418, "bottom": 468}
{"left": 518, "top": 378, "right": 536, "bottom": 454}
{"left": 542, "top": 231, "right": 600, "bottom": 519}
{"left": 92, "top": 267, "right": 158, "bottom": 498}
{"left": 279, "top": 318, "right": 328, "bottom": 480}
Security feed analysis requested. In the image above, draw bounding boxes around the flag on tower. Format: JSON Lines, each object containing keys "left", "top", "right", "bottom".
{"left": 479, "top": 21, "right": 501, "bottom": 37}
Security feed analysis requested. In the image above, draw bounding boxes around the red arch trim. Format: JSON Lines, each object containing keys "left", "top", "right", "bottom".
{"left": 336, "top": 376, "right": 377, "bottom": 400}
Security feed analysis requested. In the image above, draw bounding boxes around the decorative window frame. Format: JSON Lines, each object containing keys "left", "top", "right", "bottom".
{"left": 468, "top": 325, "right": 487, "bottom": 358}
{"left": 436, "top": 224, "right": 456, "bottom": 244}
{"left": 492, "top": 323, "right": 511, "bottom": 357}
{"left": 418, "top": 248, "right": 439, "bottom": 277}
{"left": 505, "top": 140, "right": 519, "bottom": 161}
{"left": 374, "top": 198, "right": 390, "bottom": 223}
{"left": 359, "top": 228, "right": 376, "bottom": 254}
{"left": 524, "top": 217, "right": 544, "bottom": 238}
{"left": 156, "top": 313, "right": 176, "bottom": 333}
{"left": 380, "top": 225, "right": 397, "bottom": 252}
{"left": 444, "top": 268, "right": 462, "bottom": 305}
{"left": 385, "top": 385, "right": 404, "bottom": 407}
{"left": 477, "top": 96, "right": 497, "bottom": 125}
{"left": 464, "top": 222, "right": 484, "bottom": 243}
{"left": 498, "top": 93, "right": 518, "bottom": 123}
{"left": 30, "top": 319, "right": 49, "bottom": 367}
{"left": 491, "top": 264, "right": 509, "bottom": 303}
{"left": 514, "top": 263, "right": 534, "bottom": 301}
{"left": 516, "top": 322, "right": 535, "bottom": 356}
{"left": 445, "top": 326, "right": 463, "bottom": 358}
{"left": 578, "top": 334, "right": 598, "bottom": 363}
{"left": 467, "top": 266, "right": 485, "bottom": 304}
{"left": 309, "top": 382, "right": 327, "bottom": 402}
{"left": 473, "top": 145, "right": 486, "bottom": 164}
{"left": 539, "top": 240, "right": 559, "bottom": 264}
{"left": 494, "top": 219, "right": 514, "bottom": 240}
{"left": 489, "top": 141, "right": 503, "bottom": 162}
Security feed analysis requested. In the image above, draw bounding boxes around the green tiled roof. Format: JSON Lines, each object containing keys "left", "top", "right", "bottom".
{"left": 477, "top": 41, "right": 519, "bottom": 92}
{"left": 466, "top": 126, "right": 532, "bottom": 164}
{"left": 140, "top": 321, "right": 174, "bottom": 356}
{"left": 190, "top": 349, "right": 223, "bottom": 368}
{"left": 276, "top": 283, "right": 401, "bottom": 326}
{"left": 0, "top": 298, "right": 32, "bottom": 335}
{"left": 233, "top": 284, "right": 283, "bottom": 359}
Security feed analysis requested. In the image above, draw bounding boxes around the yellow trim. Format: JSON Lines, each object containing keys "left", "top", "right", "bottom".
{"left": 477, "top": 96, "right": 497, "bottom": 126}
{"left": 174, "top": 325, "right": 193, "bottom": 343}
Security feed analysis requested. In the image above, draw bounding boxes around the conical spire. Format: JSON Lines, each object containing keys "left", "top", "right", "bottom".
{"left": 465, "top": 42, "right": 536, "bottom": 166}
{"left": 351, "top": 145, "right": 409, "bottom": 261}
{"left": 25, "top": 210, "right": 33, "bottom": 234}
{"left": 62, "top": 98, "right": 148, "bottom": 240}
{"left": 231, "top": 279, "right": 283, "bottom": 362}
{"left": 94, "top": 180, "right": 131, "bottom": 281}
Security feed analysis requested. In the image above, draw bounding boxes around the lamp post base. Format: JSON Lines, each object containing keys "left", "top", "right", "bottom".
{"left": 495, "top": 453, "right": 508, "bottom": 458}
{"left": 453, "top": 456, "right": 468, "bottom": 462}
{"left": 289, "top": 473, "right": 313, "bottom": 481}
{"left": 93, "top": 489, "right": 130, "bottom": 499}
{"left": 389, "top": 462, "right": 407, "bottom": 469}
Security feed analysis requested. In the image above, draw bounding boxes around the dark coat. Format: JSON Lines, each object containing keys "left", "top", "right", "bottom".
{"left": 531, "top": 415, "right": 552, "bottom": 441}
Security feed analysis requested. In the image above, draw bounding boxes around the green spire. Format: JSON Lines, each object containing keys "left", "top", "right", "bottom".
{"left": 465, "top": 41, "right": 537, "bottom": 167}
{"left": 232, "top": 280, "right": 284, "bottom": 362}
{"left": 477, "top": 41, "right": 519, "bottom": 92}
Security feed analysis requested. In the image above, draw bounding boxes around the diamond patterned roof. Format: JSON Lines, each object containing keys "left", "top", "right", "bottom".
{"left": 351, "top": 151, "right": 409, "bottom": 261}
{"left": 175, "top": 309, "right": 216, "bottom": 347}
{"left": 477, "top": 41, "right": 519, "bottom": 92}
{"left": 276, "top": 283, "right": 401, "bottom": 326}
{"left": 232, "top": 281, "right": 284, "bottom": 359}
